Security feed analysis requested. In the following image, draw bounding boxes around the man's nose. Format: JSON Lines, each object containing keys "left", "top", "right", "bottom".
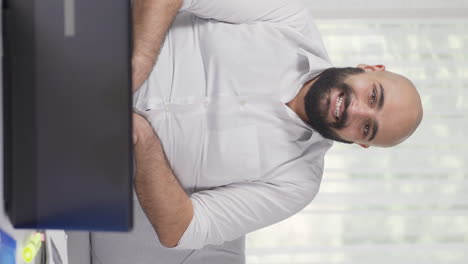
{"left": 348, "top": 103, "right": 374, "bottom": 121}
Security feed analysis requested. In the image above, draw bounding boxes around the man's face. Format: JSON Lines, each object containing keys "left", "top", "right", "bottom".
{"left": 305, "top": 65, "right": 422, "bottom": 147}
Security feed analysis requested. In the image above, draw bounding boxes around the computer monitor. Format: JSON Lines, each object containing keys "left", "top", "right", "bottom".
{"left": 2, "top": 0, "right": 133, "bottom": 231}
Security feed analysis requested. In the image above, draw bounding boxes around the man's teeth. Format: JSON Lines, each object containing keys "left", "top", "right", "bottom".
{"left": 335, "top": 96, "right": 343, "bottom": 119}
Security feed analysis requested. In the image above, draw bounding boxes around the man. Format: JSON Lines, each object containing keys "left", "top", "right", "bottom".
{"left": 91, "top": 0, "right": 423, "bottom": 262}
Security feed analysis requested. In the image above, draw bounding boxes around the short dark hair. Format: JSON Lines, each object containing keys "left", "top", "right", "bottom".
{"left": 304, "top": 67, "right": 365, "bottom": 144}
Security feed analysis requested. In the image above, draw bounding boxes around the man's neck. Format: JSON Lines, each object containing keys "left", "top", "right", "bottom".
{"left": 286, "top": 78, "right": 317, "bottom": 123}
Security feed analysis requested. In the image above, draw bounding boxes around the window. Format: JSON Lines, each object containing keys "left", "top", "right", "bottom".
{"left": 246, "top": 18, "right": 468, "bottom": 264}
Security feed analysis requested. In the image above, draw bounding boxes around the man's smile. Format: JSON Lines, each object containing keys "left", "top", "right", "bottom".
{"left": 328, "top": 91, "right": 345, "bottom": 124}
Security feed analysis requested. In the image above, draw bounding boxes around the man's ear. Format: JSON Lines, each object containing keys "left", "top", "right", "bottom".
{"left": 357, "top": 143, "right": 370, "bottom": 148}
{"left": 357, "top": 64, "right": 386, "bottom": 72}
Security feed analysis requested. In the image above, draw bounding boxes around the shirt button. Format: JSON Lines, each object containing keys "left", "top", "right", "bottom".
{"left": 239, "top": 100, "right": 246, "bottom": 106}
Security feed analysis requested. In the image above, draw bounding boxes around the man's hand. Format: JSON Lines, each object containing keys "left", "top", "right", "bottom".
{"left": 132, "top": 112, "right": 193, "bottom": 248}
{"left": 132, "top": 113, "right": 156, "bottom": 146}
{"left": 132, "top": 0, "right": 183, "bottom": 92}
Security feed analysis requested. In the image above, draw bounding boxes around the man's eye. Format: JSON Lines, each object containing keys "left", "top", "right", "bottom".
{"left": 363, "top": 123, "right": 370, "bottom": 136}
{"left": 371, "top": 87, "right": 377, "bottom": 103}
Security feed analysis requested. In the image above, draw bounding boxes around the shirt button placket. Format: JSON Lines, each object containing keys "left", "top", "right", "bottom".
{"left": 239, "top": 99, "right": 246, "bottom": 110}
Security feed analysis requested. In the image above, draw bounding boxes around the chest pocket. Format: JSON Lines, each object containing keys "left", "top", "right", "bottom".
{"left": 201, "top": 126, "right": 261, "bottom": 187}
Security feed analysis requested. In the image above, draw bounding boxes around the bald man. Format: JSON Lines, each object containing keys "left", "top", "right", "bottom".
{"left": 131, "top": 64, "right": 423, "bottom": 248}
{"left": 288, "top": 65, "right": 423, "bottom": 148}
{"left": 90, "top": 0, "right": 423, "bottom": 263}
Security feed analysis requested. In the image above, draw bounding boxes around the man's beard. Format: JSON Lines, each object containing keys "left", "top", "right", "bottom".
{"left": 304, "top": 68, "right": 355, "bottom": 143}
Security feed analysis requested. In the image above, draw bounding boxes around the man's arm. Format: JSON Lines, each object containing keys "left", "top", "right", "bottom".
{"left": 132, "top": 0, "right": 183, "bottom": 92}
{"left": 132, "top": 113, "right": 193, "bottom": 248}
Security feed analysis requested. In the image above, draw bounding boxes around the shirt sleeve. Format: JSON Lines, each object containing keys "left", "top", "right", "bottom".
{"left": 180, "top": 0, "right": 308, "bottom": 27}
{"left": 172, "top": 175, "right": 321, "bottom": 249}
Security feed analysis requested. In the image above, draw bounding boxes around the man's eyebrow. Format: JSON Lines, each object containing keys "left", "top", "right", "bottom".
{"left": 369, "top": 83, "right": 384, "bottom": 142}
{"left": 369, "top": 121, "right": 378, "bottom": 142}
{"left": 378, "top": 83, "right": 385, "bottom": 110}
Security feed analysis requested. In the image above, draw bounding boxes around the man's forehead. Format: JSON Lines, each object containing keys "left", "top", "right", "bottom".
{"left": 372, "top": 84, "right": 418, "bottom": 147}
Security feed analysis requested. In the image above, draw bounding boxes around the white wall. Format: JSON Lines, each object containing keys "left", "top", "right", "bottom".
{"left": 305, "top": 0, "right": 468, "bottom": 18}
